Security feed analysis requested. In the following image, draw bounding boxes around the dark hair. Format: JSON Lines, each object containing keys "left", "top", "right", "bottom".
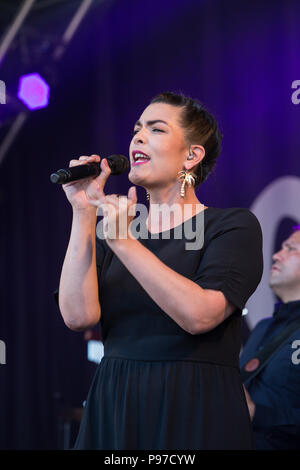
{"left": 150, "top": 91, "right": 223, "bottom": 187}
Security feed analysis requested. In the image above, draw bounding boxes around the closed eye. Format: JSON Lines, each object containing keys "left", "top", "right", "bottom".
{"left": 283, "top": 243, "right": 296, "bottom": 252}
{"left": 132, "top": 127, "right": 164, "bottom": 136}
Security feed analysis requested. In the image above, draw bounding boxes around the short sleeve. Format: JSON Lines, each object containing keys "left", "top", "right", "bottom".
{"left": 194, "top": 208, "right": 263, "bottom": 311}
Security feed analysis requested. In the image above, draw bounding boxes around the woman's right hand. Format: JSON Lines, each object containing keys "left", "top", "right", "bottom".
{"left": 62, "top": 154, "right": 111, "bottom": 211}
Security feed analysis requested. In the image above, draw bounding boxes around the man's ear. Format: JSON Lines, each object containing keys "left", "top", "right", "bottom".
{"left": 184, "top": 145, "right": 205, "bottom": 171}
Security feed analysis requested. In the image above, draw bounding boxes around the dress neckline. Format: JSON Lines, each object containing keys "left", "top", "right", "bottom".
{"left": 145, "top": 206, "right": 211, "bottom": 235}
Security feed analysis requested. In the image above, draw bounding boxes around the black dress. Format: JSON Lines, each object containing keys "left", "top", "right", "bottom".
{"left": 73, "top": 207, "right": 263, "bottom": 450}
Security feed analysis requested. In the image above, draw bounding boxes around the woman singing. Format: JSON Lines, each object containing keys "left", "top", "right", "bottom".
{"left": 57, "top": 92, "right": 263, "bottom": 449}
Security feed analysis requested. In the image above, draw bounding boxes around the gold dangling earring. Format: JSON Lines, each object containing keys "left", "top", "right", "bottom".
{"left": 146, "top": 190, "right": 150, "bottom": 201}
{"left": 177, "top": 170, "right": 196, "bottom": 198}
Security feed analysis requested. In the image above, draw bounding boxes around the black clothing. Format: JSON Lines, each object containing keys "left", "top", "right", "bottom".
{"left": 240, "top": 300, "right": 300, "bottom": 450}
{"left": 74, "top": 207, "right": 263, "bottom": 450}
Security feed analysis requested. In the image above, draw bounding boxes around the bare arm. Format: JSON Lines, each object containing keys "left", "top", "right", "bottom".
{"left": 108, "top": 237, "right": 236, "bottom": 335}
{"left": 58, "top": 154, "right": 111, "bottom": 331}
{"left": 88, "top": 186, "right": 236, "bottom": 336}
{"left": 58, "top": 208, "right": 100, "bottom": 331}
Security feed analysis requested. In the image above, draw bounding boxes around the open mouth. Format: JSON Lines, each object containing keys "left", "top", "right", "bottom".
{"left": 132, "top": 151, "right": 151, "bottom": 166}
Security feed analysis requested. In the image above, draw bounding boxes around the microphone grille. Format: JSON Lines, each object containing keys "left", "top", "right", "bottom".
{"left": 107, "top": 154, "right": 129, "bottom": 175}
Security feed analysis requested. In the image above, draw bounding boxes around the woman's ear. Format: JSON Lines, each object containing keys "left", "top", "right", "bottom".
{"left": 184, "top": 145, "right": 205, "bottom": 171}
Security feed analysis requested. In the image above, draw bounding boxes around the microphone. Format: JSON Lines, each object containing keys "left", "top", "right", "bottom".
{"left": 50, "top": 154, "right": 129, "bottom": 184}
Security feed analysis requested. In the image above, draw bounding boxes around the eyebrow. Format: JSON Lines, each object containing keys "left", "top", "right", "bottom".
{"left": 134, "top": 119, "right": 169, "bottom": 127}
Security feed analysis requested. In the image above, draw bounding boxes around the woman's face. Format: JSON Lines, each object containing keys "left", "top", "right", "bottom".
{"left": 128, "top": 102, "right": 189, "bottom": 188}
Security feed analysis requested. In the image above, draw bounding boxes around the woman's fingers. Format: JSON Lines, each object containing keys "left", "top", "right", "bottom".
{"left": 69, "top": 159, "right": 88, "bottom": 167}
{"left": 96, "top": 158, "right": 111, "bottom": 185}
{"left": 104, "top": 194, "right": 121, "bottom": 206}
{"left": 70, "top": 154, "right": 136, "bottom": 211}
{"left": 128, "top": 186, "right": 137, "bottom": 202}
{"left": 69, "top": 154, "right": 100, "bottom": 168}
{"left": 104, "top": 191, "right": 137, "bottom": 207}
{"left": 92, "top": 158, "right": 111, "bottom": 203}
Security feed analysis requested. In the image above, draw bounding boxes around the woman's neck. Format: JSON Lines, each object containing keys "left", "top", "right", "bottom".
{"left": 146, "top": 186, "right": 206, "bottom": 233}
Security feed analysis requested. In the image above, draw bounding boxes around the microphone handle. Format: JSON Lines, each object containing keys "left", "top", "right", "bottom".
{"left": 50, "top": 153, "right": 129, "bottom": 184}
{"left": 50, "top": 162, "right": 100, "bottom": 184}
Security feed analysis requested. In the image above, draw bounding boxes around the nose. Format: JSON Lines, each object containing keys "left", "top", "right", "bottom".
{"left": 272, "top": 249, "right": 283, "bottom": 263}
{"left": 133, "top": 128, "right": 147, "bottom": 145}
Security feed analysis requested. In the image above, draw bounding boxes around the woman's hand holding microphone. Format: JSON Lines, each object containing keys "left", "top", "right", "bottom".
{"left": 62, "top": 154, "right": 137, "bottom": 244}
{"left": 62, "top": 154, "right": 111, "bottom": 212}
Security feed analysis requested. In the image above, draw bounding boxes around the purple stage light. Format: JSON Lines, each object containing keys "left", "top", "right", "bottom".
{"left": 17, "top": 73, "right": 49, "bottom": 110}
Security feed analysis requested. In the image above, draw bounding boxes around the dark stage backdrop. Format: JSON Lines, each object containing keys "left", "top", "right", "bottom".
{"left": 0, "top": 0, "right": 299, "bottom": 449}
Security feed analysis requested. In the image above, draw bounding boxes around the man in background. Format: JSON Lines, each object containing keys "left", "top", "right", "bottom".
{"left": 240, "top": 227, "right": 300, "bottom": 450}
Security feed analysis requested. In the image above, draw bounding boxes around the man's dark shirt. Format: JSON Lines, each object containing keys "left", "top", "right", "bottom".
{"left": 240, "top": 300, "right": 300, "bottom": 450}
